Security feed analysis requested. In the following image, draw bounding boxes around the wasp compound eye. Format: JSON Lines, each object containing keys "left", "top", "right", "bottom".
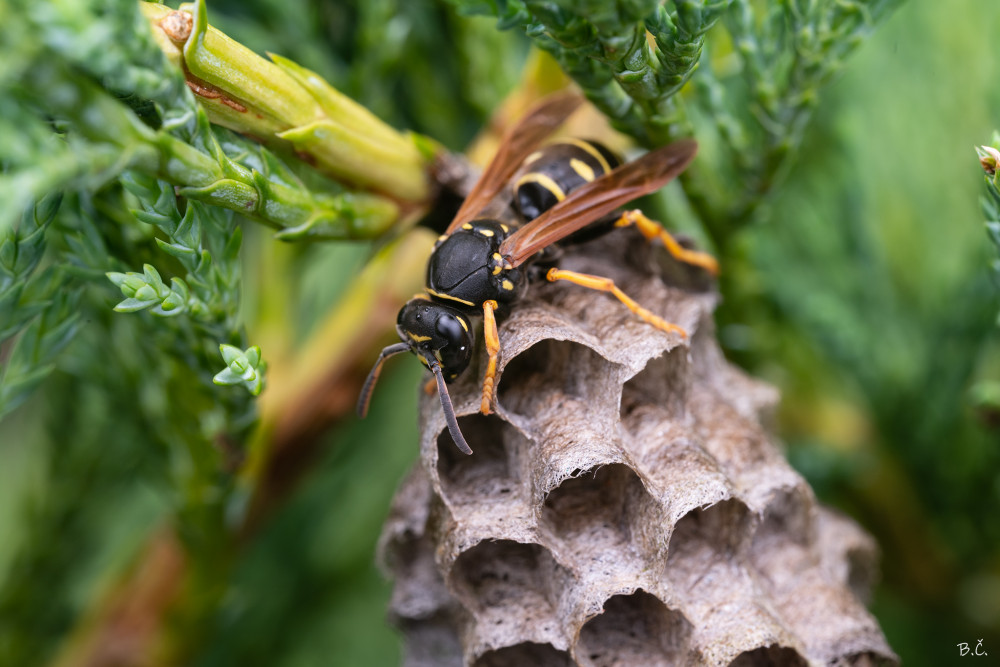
{"left": 435, "top": 312, "right": 474, "bottom": 381}
{"left": 396, "top": 300, "right": 474, "bottom": 381}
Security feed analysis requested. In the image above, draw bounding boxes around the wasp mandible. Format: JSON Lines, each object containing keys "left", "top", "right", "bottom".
{"left": 357, "top": 93, "right": 717, "bottom": 454}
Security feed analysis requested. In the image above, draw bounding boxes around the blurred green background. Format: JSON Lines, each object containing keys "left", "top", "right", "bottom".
{"left": 1, "top": 0, "right": 999, "bottom": 665}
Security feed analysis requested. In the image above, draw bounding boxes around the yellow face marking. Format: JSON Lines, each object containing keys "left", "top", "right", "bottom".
{"left": 500, "top": 224, "right": 509, "bottom": 233}
{"left": 570, "top": 158, "right": 595, "bottom": 182}
{"left": 502, "top": 279, "right": 514, "bottom": 291}
{"left": 515, "top": 172, "right": 566, "bottom": 201}
{"left": 477, "top": 228, "right": 495, "bottom": 237}
{"left": 407, "top": 332, "right": 432, "bottom": 343}
{"left": 458, "top": 317, "right": 469, "bottom": 332}
{"left": 426, "top": 288, "right": 475, "bottom": 307}
{"left": 563, "top": 138, "right": 612, "bottom": 174}
{"left": 462, "top": 223, "right": 473, "bottom": 230}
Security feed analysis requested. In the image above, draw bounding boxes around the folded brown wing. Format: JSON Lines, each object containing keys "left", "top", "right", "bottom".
{"left": 445, "top": 92, "right": 583, "bottom": 235}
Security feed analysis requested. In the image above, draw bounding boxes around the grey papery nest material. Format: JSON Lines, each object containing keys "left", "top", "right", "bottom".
{"left": 378, "top": 228, "right": 898, "bottom": 667}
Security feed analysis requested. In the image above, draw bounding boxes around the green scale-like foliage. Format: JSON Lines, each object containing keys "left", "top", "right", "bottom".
{"left": 3, "top": 0, "right": 1000, "bottom": 665}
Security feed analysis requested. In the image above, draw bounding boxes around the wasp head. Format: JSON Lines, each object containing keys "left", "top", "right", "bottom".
{"left": 357, "top": 298, "right": 475, "bottom": 455}
{"left": 395, "top": 299, "right": 474, "bottom": 380}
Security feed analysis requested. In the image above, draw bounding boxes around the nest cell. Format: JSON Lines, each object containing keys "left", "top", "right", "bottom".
{"left": 575, "top": 589, "right": 694, "bottom": 667}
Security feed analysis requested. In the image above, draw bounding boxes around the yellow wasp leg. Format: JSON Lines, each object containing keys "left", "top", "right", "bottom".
{"left": 546, "top": 268, "right": 688, "bottom": 338}
{"left": 614, "top": 209, "right": 719, "bottom": 276}
{"left": 481, "top": 300, "right": 500, "bottom": 415}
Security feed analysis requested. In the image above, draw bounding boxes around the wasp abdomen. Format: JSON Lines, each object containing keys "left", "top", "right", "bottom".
{"left": 514, "top": 139, "right": 621, "bottom": 222}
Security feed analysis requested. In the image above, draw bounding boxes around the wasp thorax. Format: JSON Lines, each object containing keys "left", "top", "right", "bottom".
{"left": 396, "top": 300, "right": 474, "bottom": 381}
{"left": 426, "top": 219, "right": 525, "bottom": 308}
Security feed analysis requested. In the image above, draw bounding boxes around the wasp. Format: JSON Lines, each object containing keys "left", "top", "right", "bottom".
{"left": 357, "top": 93, "right": 717, "bottom": 454}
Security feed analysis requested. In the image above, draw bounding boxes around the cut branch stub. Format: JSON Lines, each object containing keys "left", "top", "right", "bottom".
{"left": 379, "top": 229, "right": 897, "bottom": 667}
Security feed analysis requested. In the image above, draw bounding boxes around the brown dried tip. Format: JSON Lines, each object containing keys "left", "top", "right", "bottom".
{"left": 379, "top": 229, "right": 898, "bottom": 667}
{"left": 160, "top": 10, "right": 193, "bottom": 43}
{"left": 978, "top": 145, "right": 1000, "bottom": 176}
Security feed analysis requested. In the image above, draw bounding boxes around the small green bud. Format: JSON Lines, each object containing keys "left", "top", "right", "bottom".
{"left": 134, "top": 284, "right": 159, "bottom": 301}
{"left": 124, "top": 274, "right": 148, "bottom": 295}
{"left": 214, "top": 343, "right": 265, "bottom": 395}
{"left": 158, "top": 292, "right": 186, "bottom": 313}
{"left": 142, "top": 264, "right": 167, "bottom": 293}
{"left": 220, "top": 343, "right": 242, "bottom": 366}
{"left": 106, "top": 271, "right": 128, "bottom": 288}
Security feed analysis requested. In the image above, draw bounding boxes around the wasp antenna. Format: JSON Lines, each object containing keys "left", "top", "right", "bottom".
{"left": 430, "top": 360, "right": 473, "bottom": 455}
{"left": 357, "top": 342, "right": 411, "bottom": 418}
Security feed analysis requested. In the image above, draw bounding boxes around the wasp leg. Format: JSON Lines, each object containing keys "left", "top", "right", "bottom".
{"left": 614, "top": 209, "right": 719, "bottom": 276}
{"left": 546, "top": 268, "right": 688, "bottom": 338}
{"left": 423, "top": 376, "right": 438, "bottom": 396}
{"left": 481, "top": 300, "right": 500, "bottom": 415}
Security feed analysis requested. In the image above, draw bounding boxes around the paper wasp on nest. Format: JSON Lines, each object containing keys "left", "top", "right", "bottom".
{"left": 358, "top": 93, "right": 717, "bottom": 454}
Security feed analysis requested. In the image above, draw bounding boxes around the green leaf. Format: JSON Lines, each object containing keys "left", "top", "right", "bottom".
{"left": 219, "top": 344, "right": 242, "bottom": 366}
{"left": 114, "top": 297, "right": 156, "bottom": 313}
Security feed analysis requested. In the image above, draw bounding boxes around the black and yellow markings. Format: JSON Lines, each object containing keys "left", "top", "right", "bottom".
{"left": 515, "top": 172, "right": 566, "bottom": 201}
{"left": 462, "top": 223, "right": 473, "bottom": 231}
{"left": 569, "top": 157, "right": 595, "bottom": 182}
{"left": 560, "top": 138, "right": 615, "bottom": 175}
{"left": 501, "top": 279, "right": 514, "bottom": 292}
{"left": 513, "top": 140, "right": 621, "bottom": 222}
{"left": 546, "top": 267, "right": 688, "bottom": 338}
{"left": 492, "top": 252, "right": 504, "bottom": 275}
{"left": 407, "top": 332, "right": 432, "bottom": 343}
{"left": 477, "top": 228, "right": 495, "bottom": 237}
{"left": 426, "top": 288, "right": 475, "bottom": 307}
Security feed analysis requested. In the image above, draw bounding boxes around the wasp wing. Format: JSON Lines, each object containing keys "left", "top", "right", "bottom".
{"left": 498, "top": 140, "right": 698, "bottom": 267}
{"left": 445, "top": 92, "right": 583, "bottom": 235}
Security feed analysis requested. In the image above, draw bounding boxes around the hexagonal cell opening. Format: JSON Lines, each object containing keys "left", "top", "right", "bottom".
{"left": 755, "top": 485, "right": 815, "bottom": 549}
{"left": 473, "top": 642, "right": 575, "bottom": 667}
{"left": 844, "top": 546, "right": 877, "bottom": 604}
{"left": 620, "top": 346, "right": 690, "bottom": 424}
{"left": 749, "top": 485, "right": 816, "bottom": 581}
{"left": 727, "top": 644, "right": 808, "bottom": 667}
{"left": 831, "top": 651, "right": 895, "bottom": 666}
{"left": 449, "top": 540, "right": 568, "bottom": 627}
{"left": 541, "top": 464, "right": 662, "bottom": 563}
{"left": 497, "top": 339, "right": 615, "bottom": 418}
{"left": 575, "top": 590, "right": 693, "bottom": 667}
{"left": 437, "top": 413, "right": 528, "bottom": 506}
{"left": 386, "top": 531, "right": 449, "bottom": 622}
{"left": 666, "top": 498, "right": 753, "bottom": 587}
{"left": 398, "top": 612, "right": 464, "bottom": 667}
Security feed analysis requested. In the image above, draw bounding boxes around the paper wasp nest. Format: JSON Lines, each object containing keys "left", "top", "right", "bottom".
{"left": 379, "top": 229, "right": 898, "bottom": 666}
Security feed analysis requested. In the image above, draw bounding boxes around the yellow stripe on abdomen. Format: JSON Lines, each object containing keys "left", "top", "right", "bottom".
{"left": 514, "top": 172, "right": 566, "bottom": 201}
